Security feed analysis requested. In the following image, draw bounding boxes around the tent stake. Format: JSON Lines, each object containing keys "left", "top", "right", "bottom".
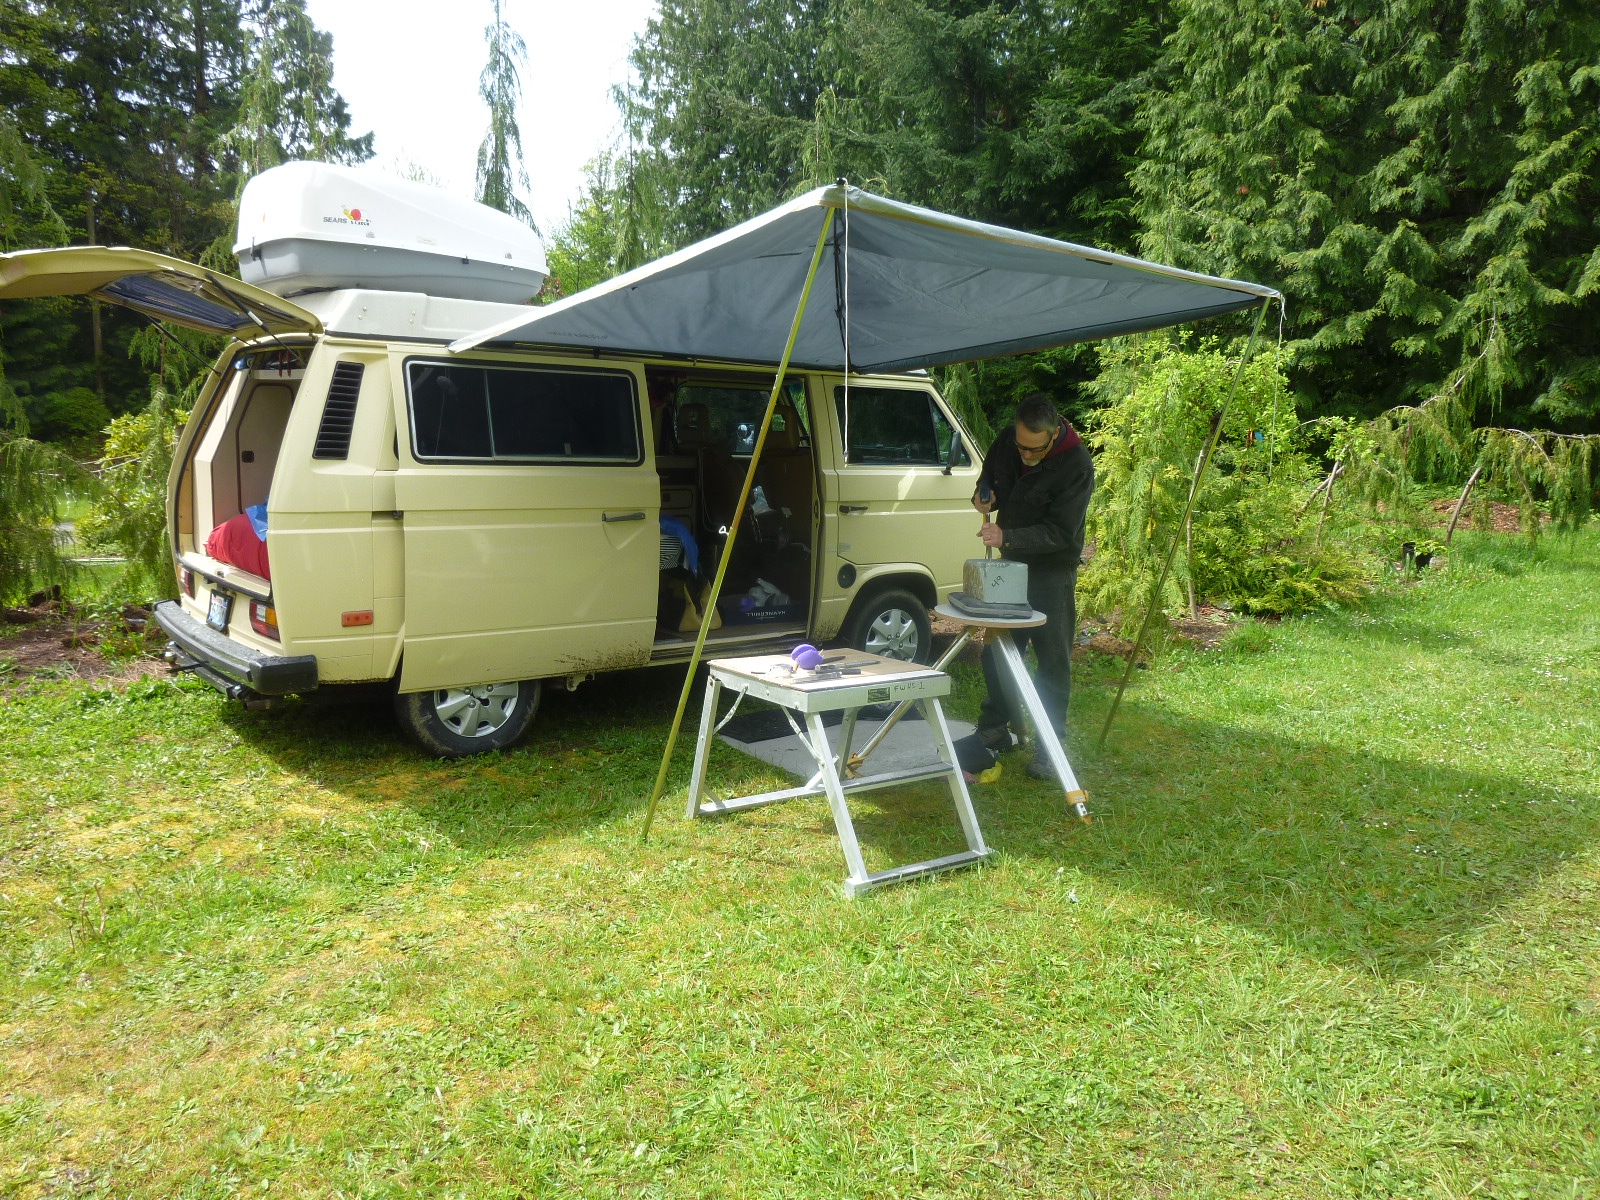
{"left": 641, "top": 211, "right": 835, "bottom": 841}
{"left": 1096, "top": 299, "right": 1271, "bottom": 749}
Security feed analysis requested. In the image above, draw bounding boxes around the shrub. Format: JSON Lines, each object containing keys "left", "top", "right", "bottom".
{"left": 24, "top": 386, "right": 112, "bottom": 445}
{"left": 1081, "top": 337, "right": 1371, "bottom": 632}
{"left": 77, "top": 381, "right": 187, "bottom": 602}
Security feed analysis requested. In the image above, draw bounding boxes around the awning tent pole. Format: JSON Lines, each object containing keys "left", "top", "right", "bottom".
{"left": 1096, "top": 298, "right": 1273, "bottom": 747}
{"left": 640, "top": 211, "right": 835, "bottom": 840}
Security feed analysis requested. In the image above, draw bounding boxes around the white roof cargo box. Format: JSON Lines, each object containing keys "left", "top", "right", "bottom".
{"left": 234, "top": 161, "right": 547, "bottom": 304}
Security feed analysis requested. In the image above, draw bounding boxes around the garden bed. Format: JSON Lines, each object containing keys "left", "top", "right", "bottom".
{"left": 0, "top": 594, "right": 165, "bottom": 691}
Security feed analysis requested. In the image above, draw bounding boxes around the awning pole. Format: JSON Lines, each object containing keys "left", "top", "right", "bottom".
{"left": 1096, "top": 298, "right": 1272, "bottom": 748}
{"left": 641, "top": 210, "right": 835, "bottom": 840}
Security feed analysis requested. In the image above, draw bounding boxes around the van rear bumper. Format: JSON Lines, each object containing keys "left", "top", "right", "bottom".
{"left": 154, "top": 600, "right": 319, "bottom": 697}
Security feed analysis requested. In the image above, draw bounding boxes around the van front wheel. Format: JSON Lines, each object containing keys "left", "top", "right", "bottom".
{"left": 839, "top": 587, "right": 933, "bottom": 663}
{"left": 393, "top": 678, "right": 541, "bottom": 758}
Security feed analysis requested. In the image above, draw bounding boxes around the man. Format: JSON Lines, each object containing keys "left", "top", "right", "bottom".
{"left": 972, "top": 393, "right": 1095, "bottom": 778}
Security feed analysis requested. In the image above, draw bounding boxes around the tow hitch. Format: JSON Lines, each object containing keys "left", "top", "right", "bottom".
{"left": 161, "top": 642, "right": 282, "bottom": 710}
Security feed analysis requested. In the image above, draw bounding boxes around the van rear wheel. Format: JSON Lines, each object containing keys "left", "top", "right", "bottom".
{"left": 393, "top": 678, "right": 541, "bottom": 758}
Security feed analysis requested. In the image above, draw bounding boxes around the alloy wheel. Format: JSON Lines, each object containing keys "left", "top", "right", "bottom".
{"left": 430, "top": 683, "right": 521, "bottom": 738}
{"left": 866, "top": 607, "right": 920, "bottom": 660}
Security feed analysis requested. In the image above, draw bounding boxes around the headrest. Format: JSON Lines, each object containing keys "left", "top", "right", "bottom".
{"left": 675, "top": 402, "right": 715, "bottom": 448}
{"left": 767, "top": 405, "right": 801, "bottom": 450}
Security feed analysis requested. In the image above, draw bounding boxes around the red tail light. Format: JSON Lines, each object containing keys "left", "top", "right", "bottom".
{"left": 249, "top": 601, "right": 280, "bottom": 641}
{"left": 180, "top": 567, "right": 195, "bottom": 597}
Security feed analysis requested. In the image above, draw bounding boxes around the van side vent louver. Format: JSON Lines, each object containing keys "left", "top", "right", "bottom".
{"left": 312, "top": 362, "right": 365, "bottom": 459}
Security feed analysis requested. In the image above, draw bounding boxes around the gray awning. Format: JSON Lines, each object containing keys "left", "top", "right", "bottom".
{"left": 452, "top": 184, "right": 1280, "bottom": 372}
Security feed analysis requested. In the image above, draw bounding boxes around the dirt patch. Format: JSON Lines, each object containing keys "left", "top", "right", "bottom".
{"left": 0, "top": 595, "right": 167, "bottom": 691}
{"left": 1169, "top": 603, "right": 1238, "bottom": 648}
{"left": 1074, "top": 628, "right": 1139, "bottom": 662}
{"left": 1427, "top": 497, "right": 1545, "bottom": 533}
{"left": 933, "top": 604, "right": 1231, "bottom": 667}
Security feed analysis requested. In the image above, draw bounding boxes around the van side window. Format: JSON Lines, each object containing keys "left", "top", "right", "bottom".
{"left": 833, "top": 386, "right": 944, "bottom": 465}
{"left": 407, "top": 361, "right": 640, "bottom": 463}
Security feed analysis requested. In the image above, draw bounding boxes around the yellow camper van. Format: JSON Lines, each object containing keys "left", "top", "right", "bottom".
{"left": 1, "top": 237, "right": 982, "bottom": 756}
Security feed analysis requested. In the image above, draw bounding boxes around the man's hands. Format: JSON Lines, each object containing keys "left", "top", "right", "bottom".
{"left": 971, "top": 490, "right": 995, "bottom": 516}
{"left": 977, "top": 522, "right": 1004, "bottom": 549}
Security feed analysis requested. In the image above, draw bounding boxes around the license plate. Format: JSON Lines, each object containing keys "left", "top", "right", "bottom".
{"left": 206, "top": 589, "right": 233, "bottom": 631}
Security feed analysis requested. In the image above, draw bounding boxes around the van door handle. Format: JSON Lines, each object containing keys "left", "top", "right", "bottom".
{"left": 602, "top": 510, "right": 647, "bottom": 523}
{"left": 839, "top": 504, "right": 868, "bottom": 514}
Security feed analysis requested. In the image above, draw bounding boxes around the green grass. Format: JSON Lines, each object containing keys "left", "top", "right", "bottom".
{"left": 2, "top": 527, "right": 1598, "bottom": 1198}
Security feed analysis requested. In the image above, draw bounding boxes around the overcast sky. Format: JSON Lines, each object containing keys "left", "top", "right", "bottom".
{"left": 302, "top": 0, "right": 659, "bottom": 237}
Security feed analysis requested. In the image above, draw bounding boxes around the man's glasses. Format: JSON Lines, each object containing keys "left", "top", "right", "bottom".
{"left": 1016, "top": 427, "right": 1058, "bottom": 458}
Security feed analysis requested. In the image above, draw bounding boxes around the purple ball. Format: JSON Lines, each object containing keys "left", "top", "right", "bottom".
{"left": 791, "top": 643, "right": 824, "bottom": 670}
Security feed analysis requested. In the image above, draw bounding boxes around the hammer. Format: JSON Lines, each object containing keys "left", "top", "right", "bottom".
{"left": 978, "top": 480, "right": 994, "bottom": 559}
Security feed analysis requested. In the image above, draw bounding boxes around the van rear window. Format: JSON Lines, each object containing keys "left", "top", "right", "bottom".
{"left": 406, "top": 361, "right": 640, "bottom": 463}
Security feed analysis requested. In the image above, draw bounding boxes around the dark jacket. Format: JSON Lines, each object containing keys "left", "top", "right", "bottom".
{"left": 978, "top": 424, "right": 1095, "bottom": 568}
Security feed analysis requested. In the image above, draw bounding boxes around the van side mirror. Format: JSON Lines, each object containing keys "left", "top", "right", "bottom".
{"left": 942, "top": 436, "right": 970, "bottom": 475}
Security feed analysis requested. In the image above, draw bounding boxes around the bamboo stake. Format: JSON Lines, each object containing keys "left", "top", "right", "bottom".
{"left": 1315, "top": 460, "right": 1340, "bottom": 542}
{"left": 1297, "top": 460, "right": 1343, "bottom": 519}
{"left": 640, "top": 211, "right": 835, "bottom": 841}
{"left": 1444, "top": 465, "right": 1482, "bottom": 545}
{"left": 1184, "top": 442, "right": 1203, "bottom": 619}
{"left": 1097, "top": 300, "right": 1271, "bottom": 750}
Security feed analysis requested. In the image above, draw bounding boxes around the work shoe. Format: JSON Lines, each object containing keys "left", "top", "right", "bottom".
{"left": 1026, "top": 748, "right": 1058, "bottom": 781}
{"left": 975, "top": 725, "right": 1018, "bottom": 755}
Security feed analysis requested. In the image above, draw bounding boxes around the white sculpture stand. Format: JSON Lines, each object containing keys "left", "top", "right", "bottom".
{"left": 932, "top": 603, "right": 1092, "bottom": 824}
{"left": 686, "top": 650, "right": 991, "bottom": 897}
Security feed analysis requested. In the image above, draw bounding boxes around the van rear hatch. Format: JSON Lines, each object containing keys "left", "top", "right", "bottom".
{"left": 0, "top": 246, "right": 322, "bottom": 337}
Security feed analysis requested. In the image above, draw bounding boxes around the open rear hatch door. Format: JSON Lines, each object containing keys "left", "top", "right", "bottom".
{"left": 0, "top": 246, "right": 322, "bottom": 338}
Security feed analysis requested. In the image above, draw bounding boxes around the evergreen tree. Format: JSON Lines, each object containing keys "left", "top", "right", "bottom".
{"left": 611, "top": 0, "right": 1172, "bottom": 426}
{"left": 543, "top": 146, "right": 671, "bottom": 299}
{"left": 621, "top": 0, "right": 1169, "bottom": 248}
{"left": 476, "top": 0, "right": 535, "bottom": 229}
{"left": 0, "top": 0, "right": 370, "bottom": 443}
{"left": 0, "top": 117, "right": 91, "bottom": 602}
{"left": 0, "top": 110, "right": 66, "bottom": 251}
{"left": 1134, "top": 0, "right": 1600, "bottom": 430}
{"left": 0, "top": 0, "right": 246, "bottom": 423}
{"left": 625, "top": 0, "right": 841, "bottom": 244}
{"left": 221, "top": 0, "right": 374, "bottom": 185}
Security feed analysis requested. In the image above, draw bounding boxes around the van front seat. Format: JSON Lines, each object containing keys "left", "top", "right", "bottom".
{"left": 674, "top": 402, "right": 741, "bottom": 534}
{"left": 755, "top": 402, "right": 814, "bottom": 544}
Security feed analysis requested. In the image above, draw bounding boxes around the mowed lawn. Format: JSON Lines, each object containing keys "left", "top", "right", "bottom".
{"left": 2, "top": 529, "right": 1598, "bottom": 1198}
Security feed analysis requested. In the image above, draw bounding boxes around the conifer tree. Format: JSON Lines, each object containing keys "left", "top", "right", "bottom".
{"left": 476, "top": 0, "right": 536, "bottom": 229}
{"left": 221, "top": 0, "right": 374, "bottom": 184}
{"left": 0, "top": 115, "right": 91, "bottom": 602}
{"left": 544, "top": 144, "right": 671, "bottom": 299}
{"left": 1134, "top": 0, "right": 1600, "bottom": 431}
